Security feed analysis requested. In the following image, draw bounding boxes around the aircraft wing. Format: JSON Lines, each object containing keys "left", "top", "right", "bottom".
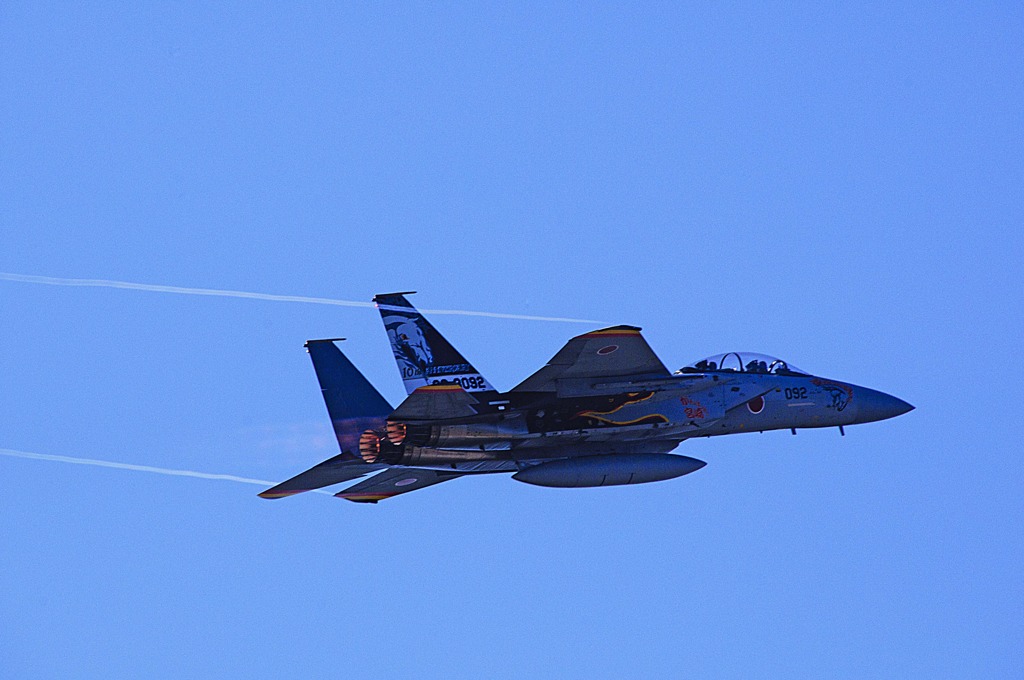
{"left": 258, "top": 454, "right": 383, "bottom": 499}
{"left": 512, "top": 325, "right": 671, "bottom": 392}
{"left": 334, "top": 467, "right": 466, "bottom": 503}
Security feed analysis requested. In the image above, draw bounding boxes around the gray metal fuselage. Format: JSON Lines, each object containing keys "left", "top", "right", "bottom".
{"left": 381, "top": 370, "right": 912, "bottom": 472}
{"left": 260, "top": 306, "right": 916, "bottom": 501}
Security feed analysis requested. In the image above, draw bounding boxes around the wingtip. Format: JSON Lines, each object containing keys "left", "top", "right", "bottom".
{"left": 258, "top": 488, "right": 308, "bottom": 499}
{"left": 335, "top": 492, "right": 391, "bottom": 503}
{"left": 304, "top": 338, "right": 346, "bottom": 348}
{"left": 372, "top": 291, "right": 417, "bottom": 303}
{"left": 580, "top": 325, "right": 643, "bottom": 338}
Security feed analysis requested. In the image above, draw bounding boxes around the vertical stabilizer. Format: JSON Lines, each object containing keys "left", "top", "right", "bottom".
{"left": 373, "top": 293, "right": 496, "bottom": 396}
{"left": 305, "top": 339, "right": 393, "bottom": 457}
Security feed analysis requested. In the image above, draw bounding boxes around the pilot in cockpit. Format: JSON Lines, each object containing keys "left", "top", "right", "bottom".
{"left": 746, "top": 360, "right": 769, "bottom": 373}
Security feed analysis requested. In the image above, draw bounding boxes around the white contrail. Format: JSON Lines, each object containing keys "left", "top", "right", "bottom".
{"left": 0, "top": 447, "right": 333, "bottom": 495}
{"left": 0, "top": 272, "right": 599, "bottom": 324}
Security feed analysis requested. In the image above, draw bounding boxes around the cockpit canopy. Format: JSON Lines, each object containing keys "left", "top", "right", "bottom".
{"left": 677, "top": 352, "right": 808, "bottom": 376}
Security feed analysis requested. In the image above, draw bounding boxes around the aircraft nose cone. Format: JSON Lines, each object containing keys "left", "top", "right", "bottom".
{"left": 855, "top": 388, "right": 914, "bottom": 423}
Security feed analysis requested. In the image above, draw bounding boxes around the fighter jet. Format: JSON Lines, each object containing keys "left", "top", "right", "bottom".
{"left": 259, "top": 293, "right": 913, "bottom": 503}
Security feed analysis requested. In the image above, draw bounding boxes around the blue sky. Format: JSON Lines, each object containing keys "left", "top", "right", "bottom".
{"left": 2, "top": 3, "right": 1021, "bottom": 677}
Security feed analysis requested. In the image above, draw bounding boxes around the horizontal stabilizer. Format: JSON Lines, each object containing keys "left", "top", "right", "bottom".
{"left": 335, "top": 467, "right": 465, "bottom": 503}
{"left": 389, "top": 383, "right": 480, "bottom": 421}
{"left": 258, "top": 453, "right": 383, "bottom": 499}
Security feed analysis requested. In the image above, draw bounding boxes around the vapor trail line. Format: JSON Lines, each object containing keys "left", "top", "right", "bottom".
{"left": 0, "top": 447, "right": 333, "bottom": 495}
{"left": 0, "top": 272, "right": 598, "bottom": 324}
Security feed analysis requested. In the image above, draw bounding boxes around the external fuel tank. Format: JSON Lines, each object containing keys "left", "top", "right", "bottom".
{"left": 511, "top": 453, "right": 706, "bottom": 488}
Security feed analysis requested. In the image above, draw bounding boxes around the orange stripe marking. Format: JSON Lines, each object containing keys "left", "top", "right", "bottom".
{"left": 414, "top": 384, "right": 465, "bottom": 392}
{"left": 583, "top": 329, "right": 641, "bottom": 338}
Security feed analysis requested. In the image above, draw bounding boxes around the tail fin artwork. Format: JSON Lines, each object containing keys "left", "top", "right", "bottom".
{"left": 374, "top": 292, "right": 497, "bottom": 396}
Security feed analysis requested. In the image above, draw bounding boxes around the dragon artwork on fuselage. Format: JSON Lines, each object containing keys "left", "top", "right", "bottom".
{"left": 576, "top": 391, "right": 668, "bottom": 427}
{"left": 520, "top": 391, "right": 668, "bottom": 431}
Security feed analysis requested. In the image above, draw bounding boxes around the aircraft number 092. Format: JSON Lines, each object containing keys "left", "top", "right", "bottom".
{"left": 784, "top": 387, "right": 808, "bottom": 400}
{"left": 430, "top": 376, "right": 487, "bottom": 390}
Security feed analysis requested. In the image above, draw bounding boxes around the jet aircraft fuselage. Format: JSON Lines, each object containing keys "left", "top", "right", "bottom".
{"left": 260, "top": 296, "right": 912, "bottom": 502}
{"left": 366, "top": 338, "right": 911, "bottom": 471}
